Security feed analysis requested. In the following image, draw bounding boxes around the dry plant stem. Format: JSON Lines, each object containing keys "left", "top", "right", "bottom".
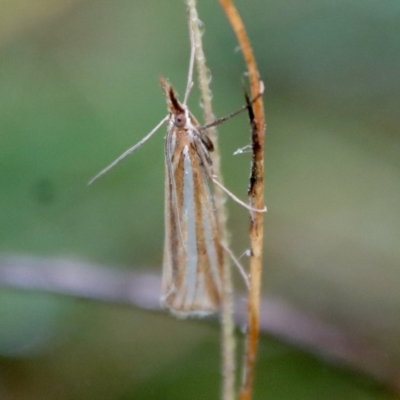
{"left": 186, "top": 2, "right": 236, "bottom": 400}
{"left": 218, "top": 1, "right": 266, "bottom": 400}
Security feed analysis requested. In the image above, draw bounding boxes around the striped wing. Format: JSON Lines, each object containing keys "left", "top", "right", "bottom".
{"left": 161, "top": 127, "right": 224, "bottom": 317}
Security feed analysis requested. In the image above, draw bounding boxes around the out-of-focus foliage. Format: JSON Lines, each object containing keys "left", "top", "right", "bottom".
{"left": 0, "top": 0, "right": 399, "bottom": 398}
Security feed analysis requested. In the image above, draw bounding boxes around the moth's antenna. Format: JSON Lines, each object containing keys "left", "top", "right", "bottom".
{"left": 200, "top": 84, "right": 264, "bottom": 131}
{"left": 183, "top": 11, "right": 196, "bottom": 105}
{"left": 88, "top": 117, "right": 168, "bottom": 185}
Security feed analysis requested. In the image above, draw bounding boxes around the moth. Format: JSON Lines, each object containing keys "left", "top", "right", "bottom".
{"left": 160, "top": 77, "right": 224, "bottom": 316}
{"left": 89, "top": 29, "right": 265, "bottom": 318}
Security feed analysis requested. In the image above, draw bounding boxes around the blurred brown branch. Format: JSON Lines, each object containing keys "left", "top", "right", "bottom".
{"left": 0, "top": 254, "right": 399, "bottom": 395}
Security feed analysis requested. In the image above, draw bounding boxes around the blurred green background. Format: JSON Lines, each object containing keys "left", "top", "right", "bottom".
{"left": 0, "top": 0, "right": 399, "bottom": 399}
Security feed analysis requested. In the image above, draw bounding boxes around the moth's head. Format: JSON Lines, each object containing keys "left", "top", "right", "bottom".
{"left": 173, "top": 113, "right": 187, "bottom": 128}
{"left": 159, "top": 76, "right": 188, "bottom": 128}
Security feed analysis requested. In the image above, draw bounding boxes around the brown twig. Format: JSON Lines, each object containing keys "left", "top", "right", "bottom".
{"left": 218, "top": 1, "right": 266, "bottom": 399}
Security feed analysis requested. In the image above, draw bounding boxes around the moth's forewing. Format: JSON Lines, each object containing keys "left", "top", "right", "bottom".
{"left": 161, "top": 121, "right": 224, "bottom": 317}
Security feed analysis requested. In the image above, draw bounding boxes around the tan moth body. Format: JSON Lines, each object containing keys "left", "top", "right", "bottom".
{"left": 89, "top": 77, "right": 265, "bottom": 317}
{"left": 88, "top": 37, "right": 265, "bottom": 319}
{"left": 160, "top": 78, "right": 224, "bottom": 317}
